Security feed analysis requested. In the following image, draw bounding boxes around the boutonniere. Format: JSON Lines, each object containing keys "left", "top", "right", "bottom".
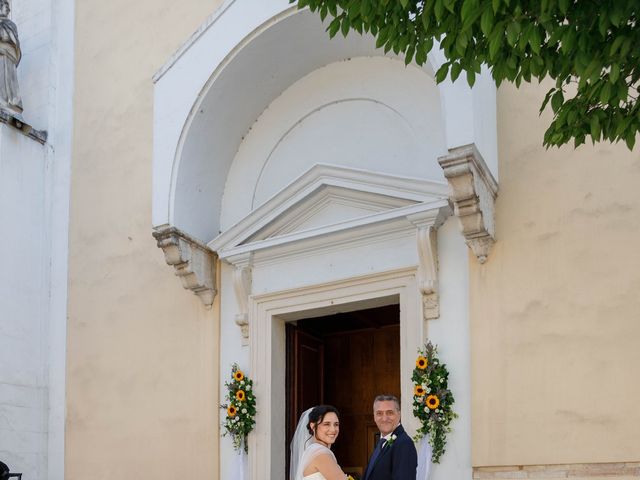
{"left": 385, "top": 433, "right": 398, "bottom": 447}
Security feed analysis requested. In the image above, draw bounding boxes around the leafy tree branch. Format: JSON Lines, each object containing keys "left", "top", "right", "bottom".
{"left": 291, "top": 0, "right": 639, "bottom": 150}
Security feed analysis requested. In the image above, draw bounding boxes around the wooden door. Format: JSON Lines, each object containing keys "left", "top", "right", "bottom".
{"left": 286, "top": 324, "right": 325, "bottom": 474}
{"left": 324, "top": 325, "right": 400, "bottom": 478}
{"left": 286, "top": 305, "right": 400, "bottom": 480}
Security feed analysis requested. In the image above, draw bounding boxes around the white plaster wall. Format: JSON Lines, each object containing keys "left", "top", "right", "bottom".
{"left": 0, "top": 125, "right": 48, "bottom": 479}
{"left": 221, "top": 56, "right": 448, "bottom": 230}
{"left": 427, "top": 218, "right": 472, "bottom": 479}
{"left": 0, "top": 0, "right": 73, "bottom": 478}
{"left": 13, "top": 0, "right": 51, "bottom": 131}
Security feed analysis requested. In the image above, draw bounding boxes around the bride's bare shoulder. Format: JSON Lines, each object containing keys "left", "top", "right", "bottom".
{"left": 305, "top": 450, "right": 344, "bottom": 480}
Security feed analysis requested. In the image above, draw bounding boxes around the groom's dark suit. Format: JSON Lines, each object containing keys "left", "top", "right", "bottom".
{"left": 362, "top": 424, "right": 417, "bottom": 480}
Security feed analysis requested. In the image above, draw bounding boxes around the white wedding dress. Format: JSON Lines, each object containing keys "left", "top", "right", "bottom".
{"left": 303, "top": 473, "right": 327, "bottom": 480}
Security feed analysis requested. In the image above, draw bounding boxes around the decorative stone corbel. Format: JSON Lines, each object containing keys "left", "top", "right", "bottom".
{"left": 231, "top": 255, "right": 252, "bottom": 346}
{"left": 438, "top": 144, "right": 498, "bottom": 264}
{"left": 407, "top": 207, "right": 449, "bottom": 321}
{"left": 152, "top": 225, "right": 217, "bottom": 307}
{"left": 417, "top": 226, "right": 439, "bottom": 320}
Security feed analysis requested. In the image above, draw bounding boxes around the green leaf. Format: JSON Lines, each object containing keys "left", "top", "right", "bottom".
{"left": 600, "top": 82, "right": 612, "bottom": 104}
{"left": 492, "top": 0, "right": 500, "bottom": 13}
{"left": 467, "top": 68, "right": 476, "bottom": 86}
{"left": 559, "top": 0, "right": 569, "bottom": 15}
{"left": 435, "top": 62, "right": 450, "bottom": 83}
{"left": 609, "top": 36, "right": 625, "bottom": 56}
{"left": 529, "top": 27, "right": 542, "bottom": 54}
{"left": 480, "top": 7, "right": 494, "bottom": 37}
{"left": 551, "top": 90, "right": 564, "bottom": 113}
{"left": 625, "top": 132, "right": 636, "bottom": 150}
{"left": 341, "top": 16, "right": 350, "bottom": 37}
{"left": 328, "top": 17, "right": 341, "bottom": 38}
{"left": 489, "top": 31, "right": 502, "bottom": 60}
{"left": 400, "top": 0, "right": 409, "bottom": 8}
{"left": 435, "top": 0, "right": 445, "bottom": 21}
{"left": 610, "top": 64, "right": 620, "bottom": 84}
{"left": 451, "top": 62, "right": 463, "bottom": 81}
{"left": 590, "top": 115, "right": 601, "bottom": 141}
{"left": 506, "top": 22, "right": 519, "bottom": 47}
{"left": 405, "top": 45, "right": 416, "bottom": 65}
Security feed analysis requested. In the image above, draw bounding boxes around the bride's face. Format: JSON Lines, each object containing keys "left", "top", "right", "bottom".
{"left": 312, "top": 412, "right": 340, "bottom": 447}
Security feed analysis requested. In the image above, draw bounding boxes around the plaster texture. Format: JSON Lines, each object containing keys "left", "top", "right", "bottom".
{"left": 471, "top": 80, "right": 640, "bottom": 466}
{"left": 66, "top": 1, "right": 222, "bottom": 480}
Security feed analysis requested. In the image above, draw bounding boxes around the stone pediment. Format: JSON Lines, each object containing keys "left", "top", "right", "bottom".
{"left": 209, "top": 164, "right": 449, "bottom": 260}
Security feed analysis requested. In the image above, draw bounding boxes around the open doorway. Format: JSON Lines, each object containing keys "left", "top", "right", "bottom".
{"left": 285, "top": 304, "right": 400, "bottom": 479}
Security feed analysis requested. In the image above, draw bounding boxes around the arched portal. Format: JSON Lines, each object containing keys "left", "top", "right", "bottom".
{"left": 152, "top": 3, "right": 498, "bottom": 479}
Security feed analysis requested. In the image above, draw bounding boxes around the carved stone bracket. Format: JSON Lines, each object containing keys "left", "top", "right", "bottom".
{"left": 417, "top": 226, "right": 439, "bottom": 320}
{"left": 231, "top": 255, "right": 253, "bottom": 346}
{"left": 438, "top": 144, "right": 498, "bottom": 264}
{"left": 407, "top": 207, "right": 449, "bottom": 321}
{"left": 152, "top": 225, "right": 217, "bottom": 307}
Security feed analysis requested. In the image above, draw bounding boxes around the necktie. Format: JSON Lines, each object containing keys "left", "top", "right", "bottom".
{"left": 365, "top": 437, "right": 386, "bottom": 479}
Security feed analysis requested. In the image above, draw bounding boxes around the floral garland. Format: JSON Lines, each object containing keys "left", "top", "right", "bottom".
{"left": 220, "top": 363, "right": 256, "bottom": 453}
{"left": 412, "top": 341, "right": 457, "bottom": 463}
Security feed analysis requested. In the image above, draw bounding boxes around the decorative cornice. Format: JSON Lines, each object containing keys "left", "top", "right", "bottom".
{"left": 152, "top": 225, "right": 217, "bottom": 307}
{"left": 438, "top": 144, "right": 498, "bottom": 264}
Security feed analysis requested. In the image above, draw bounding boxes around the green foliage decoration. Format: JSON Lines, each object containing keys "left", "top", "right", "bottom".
{"left": 220, "top": 363, "right": 257, "bottom": 453}
{"left": 291, "top": 0, "right": 639, "bottom": 150}
{"left": 412, "top": 341, "right": 457, "bottom": 463}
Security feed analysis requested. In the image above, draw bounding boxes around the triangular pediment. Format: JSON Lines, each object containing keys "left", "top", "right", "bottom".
{"left": 209, "top": 164, "right": 449, "bottom": 259}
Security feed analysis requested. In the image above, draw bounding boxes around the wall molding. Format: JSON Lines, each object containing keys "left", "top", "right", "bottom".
{"left": 473, "top": 462, "right": 640, "bottom": 479}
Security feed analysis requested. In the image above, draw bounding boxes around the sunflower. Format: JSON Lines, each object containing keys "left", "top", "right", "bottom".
{"left": 227, "top": 405, "right": 237, "bottom": 417}
{"left": 235, "top": 390, "right": 246, "bottom": 402}
{"left": 414, "top": 385, "right": 426, "bottom": 396}
{"left": 233, "top": 370, "right": 244, "bottom": 381}
{"left": 416, "top": 356, "right": 428, "bottom": 369}
{"left": 426, "top": 394, "right": 440, "bottom": 410}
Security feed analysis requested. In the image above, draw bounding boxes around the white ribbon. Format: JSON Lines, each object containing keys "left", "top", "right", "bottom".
{"left": 416, "top": 437, "right": 433, "bottom": 480}
{"left": 235, "top": 447, "right": 246, "bottom": 480}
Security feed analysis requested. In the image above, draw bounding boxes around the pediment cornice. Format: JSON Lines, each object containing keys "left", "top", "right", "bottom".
{"left": 209, "top": 164, "right": 449, "bottom": 260}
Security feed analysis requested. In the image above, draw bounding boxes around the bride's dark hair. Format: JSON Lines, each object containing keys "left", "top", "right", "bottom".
{"left": 306, "top": 405, "right": 340, "bottom": 437}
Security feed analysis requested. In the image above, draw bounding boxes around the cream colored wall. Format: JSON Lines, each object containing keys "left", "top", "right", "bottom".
{"left": 472, "top": 80, "right": 640, "bottom": 467}
{"left": 67, "top": 1, "right": 222, "bottom": 479}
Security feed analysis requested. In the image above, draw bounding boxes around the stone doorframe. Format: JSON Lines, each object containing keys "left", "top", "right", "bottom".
{"left": 247, "top": 267, "right": 421, "bottom": 480}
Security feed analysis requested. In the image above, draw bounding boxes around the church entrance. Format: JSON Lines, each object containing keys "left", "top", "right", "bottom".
{"left": 285, "top": 304, "right": 401, "bottom": 479}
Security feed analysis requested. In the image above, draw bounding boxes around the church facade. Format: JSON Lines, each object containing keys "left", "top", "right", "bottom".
{"left": 1, "top": 0, "right": 639, "bottom": 479}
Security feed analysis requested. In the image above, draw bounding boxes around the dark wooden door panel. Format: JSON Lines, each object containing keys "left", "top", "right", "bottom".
{"left": 286, "top": 306, "right": 400, "bottom": 480}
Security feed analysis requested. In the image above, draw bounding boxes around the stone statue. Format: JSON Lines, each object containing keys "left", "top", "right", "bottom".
{"left": 0, "top": 0, "right": 22, "bottom": 116}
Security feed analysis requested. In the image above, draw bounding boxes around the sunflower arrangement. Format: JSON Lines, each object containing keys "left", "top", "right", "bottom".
{"left": 220, "top": 363, "right": 256, "bottom": 453}
{"left": 412, "top": 341, "right": 457, "bottom": 463}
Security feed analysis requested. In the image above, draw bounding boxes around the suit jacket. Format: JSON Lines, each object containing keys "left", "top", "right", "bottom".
{"left": 363, "top": 424, "right": 417, "bottom": 480}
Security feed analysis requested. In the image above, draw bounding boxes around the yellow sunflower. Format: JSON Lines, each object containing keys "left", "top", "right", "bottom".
{"left": 416, "top": 356, "right": 428, "bottom": 369}
{"left": 227, "top": 405, "right": 237, "bottom": 417}
{"left": 414, "top": 385, "right": 426, "bottom": 396}
{"left": 233, "top": 370, "right": 244, "bottom": 381}
{"left": 235, "top": 390, "right": 246, "bottom": 402}
{"left": 426, "top": 394, "right": 440, "bottom": 410}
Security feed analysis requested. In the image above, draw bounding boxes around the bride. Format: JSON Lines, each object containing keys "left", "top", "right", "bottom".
{"left": 290, "top": 405, "right": 348, "bottom": 480}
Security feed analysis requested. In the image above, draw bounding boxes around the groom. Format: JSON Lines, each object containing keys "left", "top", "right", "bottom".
{"left": 362, "top": 394, "right": 417, "bottom": 480}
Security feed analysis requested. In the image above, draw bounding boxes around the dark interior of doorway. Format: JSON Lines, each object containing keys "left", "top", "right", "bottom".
{"left": 286, "top": 304, "right": 400, "bottom": 479}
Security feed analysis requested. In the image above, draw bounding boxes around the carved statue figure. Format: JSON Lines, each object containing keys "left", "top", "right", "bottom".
{"left": 0, "top": 0, "right": 22, "bottom": 115}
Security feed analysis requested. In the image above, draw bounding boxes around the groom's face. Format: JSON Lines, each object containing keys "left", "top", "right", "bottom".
{"left": 373, "top": 400, "right": 400, "bottom": 436}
